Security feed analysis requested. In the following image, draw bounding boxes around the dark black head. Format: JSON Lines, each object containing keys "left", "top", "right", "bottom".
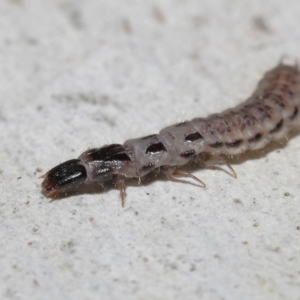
{"left": 42, "top": 159, "right": 87, "bottom": 197}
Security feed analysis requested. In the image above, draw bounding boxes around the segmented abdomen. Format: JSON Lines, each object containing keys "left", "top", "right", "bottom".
{"left": 122, "top": 64, "right": 300, "bottom": 177}
{"left": 195, "top": 64, "right": 300, "bottom": 154}
{"left": 42, "top": 63, "right": 300, "bottom": 198}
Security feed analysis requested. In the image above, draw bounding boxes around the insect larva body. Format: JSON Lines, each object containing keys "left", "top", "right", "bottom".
{"left": 41, "top": 63, "right": 300, "bottom": 206}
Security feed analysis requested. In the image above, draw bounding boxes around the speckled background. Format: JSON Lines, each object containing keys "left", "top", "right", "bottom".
{"left": 0, "top": 0, "right": 300, "bottom": 299}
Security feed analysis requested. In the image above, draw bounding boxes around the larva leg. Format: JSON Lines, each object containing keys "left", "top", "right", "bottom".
{"left": 203, "top": 154, "right": 237, "bottom": 178}
{"left": 172, "top": 170, "right": 206, "bottom": 187}
{"left": 161, "top": 166, "right": 206, "bottom": 187}
{"left": 115, "top": 178, "right": 127, "bottom": 207}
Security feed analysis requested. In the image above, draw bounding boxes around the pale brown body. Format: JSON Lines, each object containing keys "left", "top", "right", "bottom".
{"left": 42, "top": 63, "right": 300, "bottom": 205}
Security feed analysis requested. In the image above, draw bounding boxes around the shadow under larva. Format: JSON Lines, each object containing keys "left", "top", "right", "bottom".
{"left": 41, "top": 63, "right": 300, "bottom": 206}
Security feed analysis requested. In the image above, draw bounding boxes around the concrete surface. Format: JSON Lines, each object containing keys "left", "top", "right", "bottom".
{"left": 0, "top": 0, "right": 300, "bottom": 299}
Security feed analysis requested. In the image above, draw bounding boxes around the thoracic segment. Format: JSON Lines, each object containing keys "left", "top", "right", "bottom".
{"left": 41, "top": 63, "right": 300, "bottom": 203}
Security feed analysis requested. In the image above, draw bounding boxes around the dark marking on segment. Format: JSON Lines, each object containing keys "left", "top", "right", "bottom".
{"left": 245, "top": 104, "right": 273, "bottom": 122}
{"left": 280, "top": 84, "right": 292, "bottom": 94}
{"left": 84, "top": 144, "right": 130, "bottom": 162}
{"left": 230, "top": 111, "right": 257, "bottom": 130}
{"left": 255, "top": 106, "right": 272, "bottom": 120}
{"left": 206, "top": 124, "right": 214, "bottom": 134}
{"left": 288, "top": 91, "right": 294, "bottom": 97}
{"left": 146, "top": 142, "right": 167, "bottom": 154}
{"left": 290, "top": 107, "right": 298, "bottom": 120}
{"left": 185, "top": 132, "right": 203, "bottom": 142}
{"left": 208, "top": 141, "right": 223, "bottom": 148}
{"left": 211, "top": 116, "right": 231, "bottom": 133}
{"left": 226, "top": 139, "right": 243, "bottom": 148}
{"left": 248, "top": 133, "right": 262, "bottom": 143}
{"left": 109, "top": 153, "right": 131, "bottom": 162}
{"left": 180, "top": 150, "right": 195, "bottom": 158}
{"left": 260, "top": 92, "right": 269, "bottom": 101}
{"left": 270, "top": 119, "right": 284, "bottom": 134}
{"left": 269, "top": 94, "right": 286, "bottom": 108}
{"left": 102, "top": 144, "right": 124, "bottom": 154}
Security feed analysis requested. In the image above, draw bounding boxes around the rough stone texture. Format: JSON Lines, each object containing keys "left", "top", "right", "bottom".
{"left": 0, "top": 1, "right": 300, "bottom": 299}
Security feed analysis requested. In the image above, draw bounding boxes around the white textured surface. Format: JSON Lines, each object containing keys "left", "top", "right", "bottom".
{"left": 1, "top": 1, "right": 300, "bottom": 299}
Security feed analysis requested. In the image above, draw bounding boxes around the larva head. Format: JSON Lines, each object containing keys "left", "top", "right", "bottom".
{"left": 79, "top": 144, "right": 132, "bottom": 182}
{"left": 41, "top": 159, "right": 87, "bottom": 197}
